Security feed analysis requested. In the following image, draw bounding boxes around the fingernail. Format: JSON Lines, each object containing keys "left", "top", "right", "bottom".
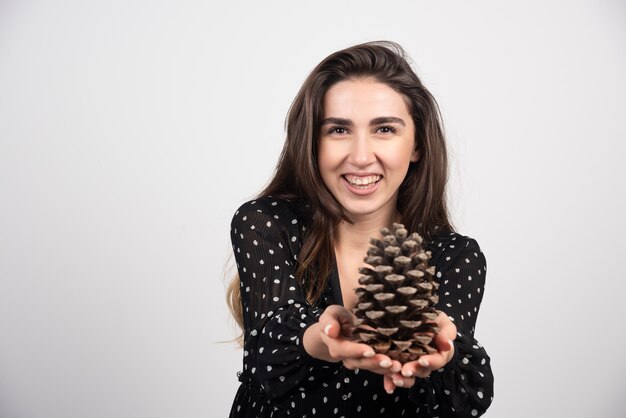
{"left": 418, "top": 359, "right": 429, "bottom": 368}
{"left": 448, "top": 339, "right": 454, "bottom": 350}
{"left": 324, "top": 324, "right": 332, "bottom": 335}
{"left": 402, "top": 370, "right": 413, "bottom": 377}
{"left": 393, "top": 379, "right": 404, "bottom": 387}
{"left": 363, "top": 350, "right": 375, "bottom": 358}
{"left": 379, "top": 359, "right": 392, "bottom": 368}
{"left": 386, "top": 388, "right": 394, "bottom": 394}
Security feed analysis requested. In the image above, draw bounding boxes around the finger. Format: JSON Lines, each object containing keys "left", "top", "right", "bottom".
{"left": 322, "top": 321, "right": 338, "bottom": 339}
{"left": 400, "top": 361, "right": 416, "bottom": 378}
{"left": 320, "top": 333, "right": 375, "bottom": 360}
{"left": 383, "top": 375, "right": 396, "bottom": 394}
{"left": 327, "top": 304, "right": 356, "bottom": 324}
{"left": 401, "top": 358, "right": 432, "bottom": 379}
{"left": 343, "top": 354, "right": 396, "bottom": 375}
{"left": 342, "top": 351, "right": 384, "bottom": 370}
{"left": 417, "top": 352, "right": 447, "bottom": 371}
{"left": 434, "top": 332, "right": 454, "bottom": 352}
{"left": 320, "top": 306, "right": 356, "bottom": 338}
{"left": 418, "top": 337, "right": 455, "bottom": 370}
{"left": 376, "top": 354, "right": 395, "bottom": 371}
{"left": 434, "top": 311, "right": 457, "bottom": 340}
{"left": 389, "top": 372, "right": 416, "bottom": 389}
{"left": 320, "top": 317, "right": 344, "bottom": 339}
{"left": 390, "top": 359, "right": 402, "bottom": 374}
{"left": 320, "top": 319, "right": 349, "bottom": 340}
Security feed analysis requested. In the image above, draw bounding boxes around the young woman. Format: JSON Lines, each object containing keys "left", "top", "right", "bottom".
{"left": 226, "top": 41, "right": 493, "bottom": 417}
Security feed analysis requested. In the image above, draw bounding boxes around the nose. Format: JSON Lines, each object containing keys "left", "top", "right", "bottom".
{"left": 348, "top": 135, "right": 376, "bottom": 167}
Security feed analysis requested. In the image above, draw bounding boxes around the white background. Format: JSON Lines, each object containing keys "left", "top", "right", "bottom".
{"left": 1, "top": 1, "right": 625, "bottom": 417}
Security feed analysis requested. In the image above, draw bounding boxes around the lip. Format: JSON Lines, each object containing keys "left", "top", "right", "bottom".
{"left": 341, "top": 174, "right": 382, "bottom": 196}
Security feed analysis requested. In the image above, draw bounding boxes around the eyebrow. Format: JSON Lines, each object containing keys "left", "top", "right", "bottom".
{"left": 320, "top": 116, "right": 406, "bottom": 127}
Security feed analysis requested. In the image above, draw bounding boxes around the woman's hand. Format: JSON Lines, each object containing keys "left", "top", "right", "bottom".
{"left": 304, "top": 307, "right": 457, "bottom": 394}
{"left": 305, "top": 305, "right": 410, "bottom": 387}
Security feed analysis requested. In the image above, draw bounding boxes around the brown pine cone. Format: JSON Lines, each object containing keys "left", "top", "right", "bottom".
{"left": 352, "top": 223, "right": 440, "bottom": 362}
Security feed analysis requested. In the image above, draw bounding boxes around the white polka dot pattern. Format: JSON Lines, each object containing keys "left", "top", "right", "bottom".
{"left": 229, "top": 198, "right": 493, "bottom": 417}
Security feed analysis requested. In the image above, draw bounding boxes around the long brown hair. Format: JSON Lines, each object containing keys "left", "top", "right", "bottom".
{"left": 227, "top": 41, "right": 453, "bottom": 334}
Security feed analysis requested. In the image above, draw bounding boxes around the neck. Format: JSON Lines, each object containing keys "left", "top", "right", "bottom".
{"left": 334, "top": 209, "right": 399, "bottom": 252}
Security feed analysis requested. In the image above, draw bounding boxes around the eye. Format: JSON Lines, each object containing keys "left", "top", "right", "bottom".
{"left": 376, "top": 125, "right": 397, "bottom": 134}
{"left": 328, "top": 126, "right": 348, "bottom": 135}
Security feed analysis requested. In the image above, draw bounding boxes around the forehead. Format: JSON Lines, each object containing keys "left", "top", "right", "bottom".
{"left": 322, "top": 78, "right": 411, "bottom": 118}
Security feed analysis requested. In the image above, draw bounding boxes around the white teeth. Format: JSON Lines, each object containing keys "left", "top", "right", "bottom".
{"left": 345, "top": 175, "right": 381, "bottom": 186}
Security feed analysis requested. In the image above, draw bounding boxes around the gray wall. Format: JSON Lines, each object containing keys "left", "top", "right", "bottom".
{"left": 1, "top": 1, "right": 625, "bottom": 417}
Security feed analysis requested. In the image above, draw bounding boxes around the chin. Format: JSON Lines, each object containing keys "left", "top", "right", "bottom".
{"left": 341, "top": 201, "right": 385, "bottom": 218}
{"left": 336, "top": 192, "right": 398, "bottom": 220}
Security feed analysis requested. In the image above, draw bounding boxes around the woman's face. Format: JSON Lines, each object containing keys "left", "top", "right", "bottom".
{"left": 317, "top": 78, "right": 418, "bottom": 221}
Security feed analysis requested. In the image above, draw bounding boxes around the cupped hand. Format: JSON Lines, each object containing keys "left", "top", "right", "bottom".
{"left": 312, "top": 307, "right": 457, "bottom": 394}
{"left": 315, "top": 305, "right": 409, "bottom": 383}
{"left": 399, "top": 311, "right": 457, "bottom": 381}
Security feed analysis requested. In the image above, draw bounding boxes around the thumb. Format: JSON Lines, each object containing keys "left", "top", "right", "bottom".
{"left": 323, "top": 321, "right": 340, "bottom": 338}
{"left": 321, "top": 305, "right": 354, "bottom": 338}
{"left": 434, "top": 331, "right": 454, "bottom": 352}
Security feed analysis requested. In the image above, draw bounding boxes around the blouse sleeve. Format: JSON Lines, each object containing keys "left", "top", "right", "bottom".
{"left": 231, "top": 199, "right": 337, "bottom": 400}
{"left": 409, "top": 236, "right": 494, "bottom": 417}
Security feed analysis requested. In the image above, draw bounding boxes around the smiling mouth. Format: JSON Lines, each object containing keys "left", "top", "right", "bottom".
{"left": 343, "top": 174, "right": 383, "bottom": 188}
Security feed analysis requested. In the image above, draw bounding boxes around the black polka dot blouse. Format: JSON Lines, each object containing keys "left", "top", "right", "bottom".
{"left": 229, "top": 198, "right": 494, "bottom": 418}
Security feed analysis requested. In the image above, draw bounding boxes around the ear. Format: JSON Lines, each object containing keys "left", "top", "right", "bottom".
{"left": 410, "top": 147, "right": 420, "bottom": 163}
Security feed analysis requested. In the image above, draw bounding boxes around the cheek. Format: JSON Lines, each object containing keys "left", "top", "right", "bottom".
{"left": 382, "top": 147, "right": 415, "bottom": 172}
{"left": 317, "top": 141, "right": 338, "bottom": 170}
